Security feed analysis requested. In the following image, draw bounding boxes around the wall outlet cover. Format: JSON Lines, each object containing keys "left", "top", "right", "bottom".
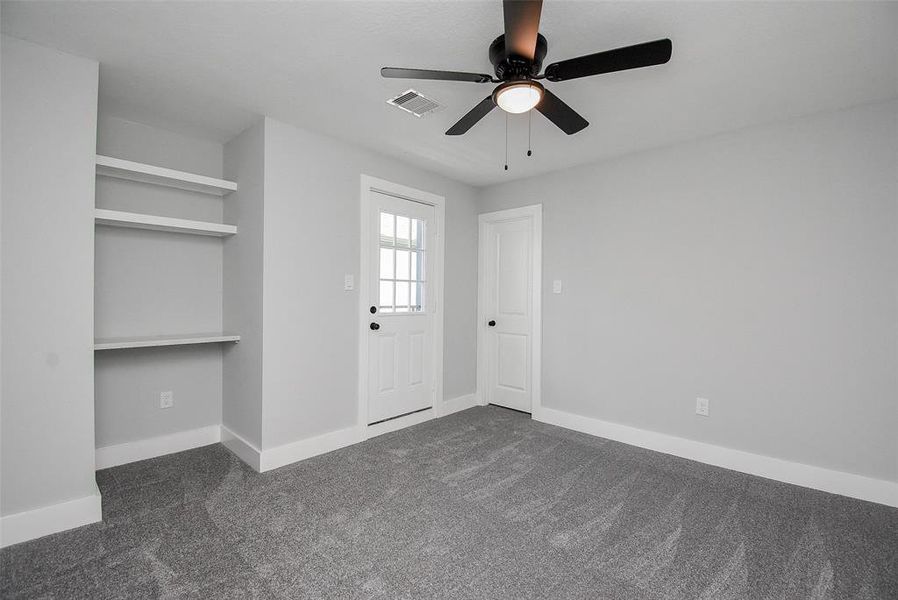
{"left": 552, "top": 280, "right": 563, "bottom": 294}
{"left": 344, "top": 274, "right": 354, "bottom": 291}
{"left": 696, "top": 397, "right": 710, "bottom": 417}
{"left": 160, "top": 390, "right": 174, "bottom": 409}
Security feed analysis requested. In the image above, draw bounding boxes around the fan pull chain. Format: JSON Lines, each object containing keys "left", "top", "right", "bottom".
{"left": 527, "top": 106, "right": 532, "bottom": 157}
{"left": 504, "top": 112, "right": 508, "bottom": 171}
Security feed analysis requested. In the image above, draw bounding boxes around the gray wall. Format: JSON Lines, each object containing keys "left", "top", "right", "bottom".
{"left": 260, "top": 118, "right": 479, "bottom": 449}
{"left": 94, "top": 117, "right": 225, "bottom": 447}
{"left": 1, "top": 36, "right": 99, "bottom": 514}
{"left": 222, "top": 120, "right": 266, "bottom": 448}
{"left": 478, "top": 100, "right": 898, "bottom": 483}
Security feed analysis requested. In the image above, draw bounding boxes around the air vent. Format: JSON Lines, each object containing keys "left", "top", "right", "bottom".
{"left": 387, "top": 89, "right": 443, "bottom": 118}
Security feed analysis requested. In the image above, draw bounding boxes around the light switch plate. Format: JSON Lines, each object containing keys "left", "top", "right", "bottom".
{"left": 695, "top": 397, "right": 709, "bottom": 417}
{"left": 160, "top": 391, "right": 174, "bottom": 409}
{"left": 552, "top": 280, "right": 563, "bottom": 294}
{"left": 344, "top": 274, "right": 354, "bottom": 291}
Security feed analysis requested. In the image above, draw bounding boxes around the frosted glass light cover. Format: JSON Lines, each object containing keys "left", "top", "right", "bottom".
{"left": 496, "top": 84, "right": 542, "bottom": 114}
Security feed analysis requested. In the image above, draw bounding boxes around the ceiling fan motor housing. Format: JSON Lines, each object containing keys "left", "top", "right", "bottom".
{"left": 489, "top": 33, "right": 547, "bottom": 80}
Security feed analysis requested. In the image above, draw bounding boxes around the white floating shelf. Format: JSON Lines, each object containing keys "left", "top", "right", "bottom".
{"left": 95, "top": 333, "right": 241, "bottom": 351}
{"left": 95, "top": 209, "right": 237, "bottom": 237}
{"left": 96, "top": 155, "right": 238, "bottom": 196}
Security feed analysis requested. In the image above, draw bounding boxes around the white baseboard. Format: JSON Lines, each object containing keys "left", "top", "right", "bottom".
{"left": 221, "top": 424, "right": 361, "bottom": 473}
{"left": 220, "top": 425, "right": 262, "bottom": 472}
{"left": 536, "top": 406, "right": 898, "bottom": 508}
{"left": 0, "top": 484, "right": 102, "bottom": 548}
{"left": 95, "top": 425, "right": 221, "bottom": 470}
{"left": 261, "top": 426, "right": 361, "bottom": 472}
{"left": 442, "top": 393, "right": 479, "bottom": 416}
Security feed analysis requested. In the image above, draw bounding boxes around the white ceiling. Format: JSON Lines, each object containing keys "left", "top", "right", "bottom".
{"left": 2, "top": 1, "right": 896, "bottom": 186}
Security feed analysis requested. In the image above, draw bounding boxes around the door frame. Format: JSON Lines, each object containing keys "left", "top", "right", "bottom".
{"left": 477, "top": 204, "right": 542, "bottom": 417}
{"left": 358, "top": 175, "right": 446, "bottom": 440}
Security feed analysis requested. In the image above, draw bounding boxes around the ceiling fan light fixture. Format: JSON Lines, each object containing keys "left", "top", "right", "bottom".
{"left": 493, "top": 80, "right": 543, "bottom": 114}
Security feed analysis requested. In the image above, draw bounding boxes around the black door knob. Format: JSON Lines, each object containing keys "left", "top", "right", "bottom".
{"left": 370, "top": 306, "right": 377, "bottom": 314}
{"left": 488, "top": 320, "right": 496, "bottom": 327}
{"left": 370, "top": 322, "right": 380, "bottom": 331}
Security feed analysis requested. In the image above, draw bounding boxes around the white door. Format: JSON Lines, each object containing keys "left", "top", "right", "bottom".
{"left": 479, "top": 206, "right": 541, "bottom": 413}
{"left": 366, "top": 192, "right": 436, "bottom": 424}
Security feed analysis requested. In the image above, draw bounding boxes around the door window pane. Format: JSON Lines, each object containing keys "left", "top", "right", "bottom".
{"left": 379, "top": 281, "right": 394, "bottom": 313}
{"left": 380, "top": 248, "right": 394, "bottom": 280}
{"left": 395, "top": 281, "right": 409, "bottom": 310}
{"left": 380, "top": 212, "right": 394, "bottom": 246}
{"left": 396, "top": 216, "right": 411, "bottom": 248}
{"left": 411, "top": 251, "right": 424, "bottom": 281}
{"left": 412, "top": 219, "right": 425, "bottom": 250}
{"left": 414, "top": 282, "right": 425, "bottom": 312}
{"left": 396, "top": 249, "right": 410, "bottom": 280}
{"left": 378, "top": 210, "right": 425, "bottom": 314}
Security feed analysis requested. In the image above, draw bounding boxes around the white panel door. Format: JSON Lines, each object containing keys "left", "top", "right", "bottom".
{"left": 482, "top": 214, "right": 535, "bottom": 412}
{"left": 367, "top": 192, "right": 436, "bottom": 424}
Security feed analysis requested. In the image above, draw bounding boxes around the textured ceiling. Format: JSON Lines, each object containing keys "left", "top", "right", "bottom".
{"left": 3, "top": 1, "right": 896, "bottom": 186}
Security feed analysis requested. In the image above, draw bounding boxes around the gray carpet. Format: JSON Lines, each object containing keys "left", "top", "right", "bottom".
{"left": 2, "top": 406, "right": 897, "bottom": 599}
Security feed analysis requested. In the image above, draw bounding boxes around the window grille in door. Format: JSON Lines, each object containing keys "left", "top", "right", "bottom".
{"left": 378, "top": 212, "right": 425, "bottom": 313}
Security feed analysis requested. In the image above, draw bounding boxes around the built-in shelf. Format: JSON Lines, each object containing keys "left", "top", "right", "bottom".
{"left": 95, "top": 208, "right": 237, "bottom": 237}
{"left": 96, "top": 155, "right": 238, "bottom": 196}
{"left": 94, "top": 333, "right": 241, "bottom": 351}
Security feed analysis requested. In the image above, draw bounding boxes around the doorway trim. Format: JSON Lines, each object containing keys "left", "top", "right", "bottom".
{"left": 358, "top": 175, "right": 446, "bottom": 440}
{"left": 477, "top": 204, "right": 542, "bottom": 417}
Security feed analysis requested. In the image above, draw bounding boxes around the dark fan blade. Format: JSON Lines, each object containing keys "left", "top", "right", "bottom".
{"left": 503, "top": 0, "right": 543, "bottom": 60}
{"left": 535, "top": 89, "right": 588, "bottom": 135}
{"left": 544, "top": 39, "right": 672, "bottom": 82}
{"left": 381, "top": 67, "right": 492, "bottom": 83}
{"left": 446, "top": 97, "right": 496, "bottom": 136}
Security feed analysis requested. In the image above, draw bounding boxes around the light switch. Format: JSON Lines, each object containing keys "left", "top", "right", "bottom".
{"left": 552, "top": 280, "right": 563, "bottom": 294}
{"left": 696, "top": 397, "right": 710, "bottom": 417}
{"left": 344, "top": 274, "right": 354, "bottom": 291}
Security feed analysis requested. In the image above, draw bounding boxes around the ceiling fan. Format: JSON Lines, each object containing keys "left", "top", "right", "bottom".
{"left": 381, "top": 0, "right": 671, "bottom": 136}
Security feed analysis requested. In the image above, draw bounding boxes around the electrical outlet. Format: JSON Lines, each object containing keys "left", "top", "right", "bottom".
{"left": 344, "top": 274, "right": 354, "bottom": 291}
{"left": 695, "top": 397, "right": 709, "bottom": 417}
{"left": 552, "top": 280, "right": 563, "bottom": 294}
{"left": 160, "top": 390, "right": 174, "bottom": 409}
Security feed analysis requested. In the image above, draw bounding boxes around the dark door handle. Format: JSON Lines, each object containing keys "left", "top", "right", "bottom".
{"left": 370, "top": 322, "right": 380, "bottom": 331}
{"left": 488, "top": 320, "right": 496, "bottom": 327}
